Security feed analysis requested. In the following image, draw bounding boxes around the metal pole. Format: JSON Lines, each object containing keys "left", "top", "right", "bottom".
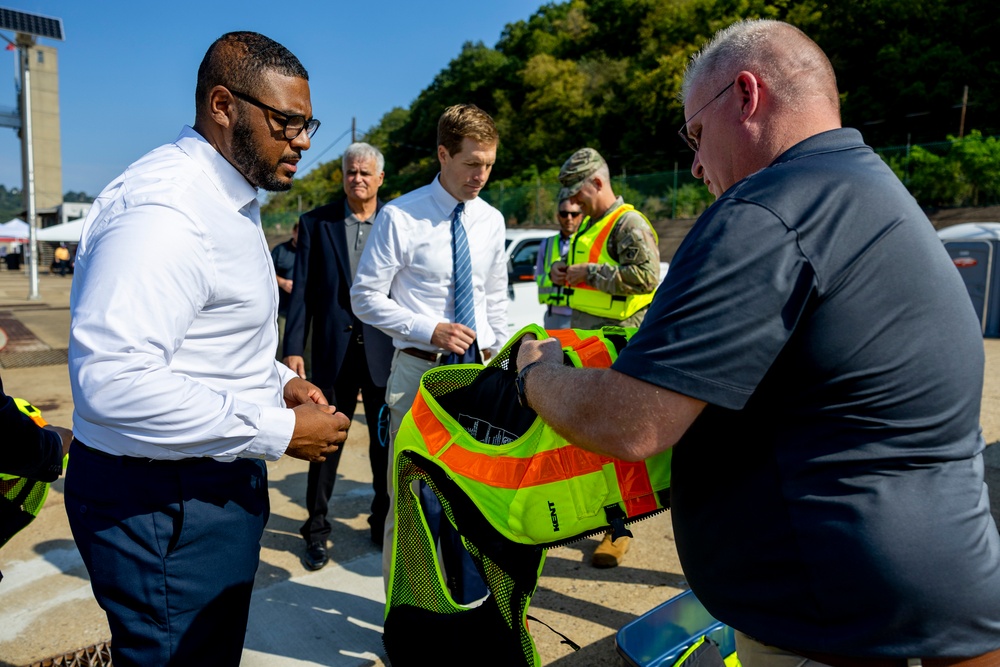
{"left": 19, "top": 39, "right": 40, "bottom": 300}
{"left": 672, "top": 161, "right": 678, "bottom": 219}
{"left": 536, "top": 175, "right": 541, "bottom": 225}
{"left": 958, "top": 85, "right": 968, "bottom": 139}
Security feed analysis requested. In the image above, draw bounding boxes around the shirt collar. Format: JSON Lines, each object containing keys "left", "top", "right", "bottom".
{"left": 344, "top": 200, "right": 375, "bottom": 225}
{"left": 770, "top": 128, "right": 864, "bottom": 168}
{"left": 174, "top": 126, "right": 260, "bottom": 214}
{"left": 430, "top": 173, "right": 466, "bottom": 218}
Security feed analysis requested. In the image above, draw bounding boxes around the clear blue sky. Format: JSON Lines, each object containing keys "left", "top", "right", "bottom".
{"left": 0, "top": 0, "right": 548, "bottom": 197}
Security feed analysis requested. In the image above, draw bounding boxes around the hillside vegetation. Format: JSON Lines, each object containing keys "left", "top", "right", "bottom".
{"left": 263, "top": 0, "right": 1000, "bottom": 221}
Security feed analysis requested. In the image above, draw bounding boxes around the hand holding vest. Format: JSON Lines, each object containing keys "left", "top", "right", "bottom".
{"left": 384, "top": 325, "right": 672, "bottom": 667}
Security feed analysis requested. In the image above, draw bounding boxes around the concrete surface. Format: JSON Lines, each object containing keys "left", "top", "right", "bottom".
{"left": 0, "top": 266, "right": 998, "bottom": 667}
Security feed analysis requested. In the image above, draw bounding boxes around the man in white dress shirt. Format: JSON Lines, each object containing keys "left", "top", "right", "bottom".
{"left": 65, "top": 32, "right": 350, "bottom": 667}
{"left": 351, "top": 103, "right": 509, "bottom": 603}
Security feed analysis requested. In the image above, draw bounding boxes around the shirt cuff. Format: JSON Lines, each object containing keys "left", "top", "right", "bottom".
{"left": 409, "top": 315, "right": 440, "bottom": 347}
{"left": 276, "top": 360, "right": 298, "bottom": 386}
{"left": 241, "top": 405, "right": 295, "bottom": 461}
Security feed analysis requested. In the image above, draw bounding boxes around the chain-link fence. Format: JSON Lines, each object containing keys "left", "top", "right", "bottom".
{"left": 479, "top": 169, "right": 715, "bottom": 227}
{"left": 260, "top": 134, "right": 1000, "bottom": 231}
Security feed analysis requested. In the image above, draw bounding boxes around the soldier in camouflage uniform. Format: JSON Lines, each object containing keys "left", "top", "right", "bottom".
{"left": 549, "top": 147, "right": 660, "bottom": 567}
{"left": 551, "top": 147, "right": 660, "bottom": 331}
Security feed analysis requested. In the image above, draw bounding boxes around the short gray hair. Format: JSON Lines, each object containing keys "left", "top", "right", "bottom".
{"left": 342, "top": 142, "right": 385, "bottom": 174}
{"left": 681, "top": 19, "right": 838, "bottom": 114}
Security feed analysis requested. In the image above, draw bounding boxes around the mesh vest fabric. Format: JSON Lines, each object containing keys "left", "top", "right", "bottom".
{"left": 384, "top": 324, "right": 672, "bottom": 666}
{"left": 0, "top": 399, "right": 55, "bottom": 549}
{"left": 536, "top": 234, "right": 569, "bottom": 307}
{"left": 566, "top": 204, "right": 658, "bottom": 320}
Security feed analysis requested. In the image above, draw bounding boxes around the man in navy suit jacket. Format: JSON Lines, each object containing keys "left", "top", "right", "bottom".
{"left": 283, "top": 142, "right": 395, "bottom": 569}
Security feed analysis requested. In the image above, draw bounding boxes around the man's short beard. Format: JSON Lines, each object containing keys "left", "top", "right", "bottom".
{"left": 231, "top": 115, "right": 291, "bottom": 192}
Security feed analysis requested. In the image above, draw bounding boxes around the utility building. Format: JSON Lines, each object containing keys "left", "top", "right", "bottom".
{"left": 16, "top": 36, "right": 61, "bottom": 211}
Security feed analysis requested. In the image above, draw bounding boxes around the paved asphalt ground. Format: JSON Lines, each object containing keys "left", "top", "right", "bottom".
{"left": 0, "top": 266, "right": 998, "bottom": 667}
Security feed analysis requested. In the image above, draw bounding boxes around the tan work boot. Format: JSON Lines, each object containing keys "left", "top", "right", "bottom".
{"left": 591, "top": 533, "right": 631, "bottom": 568}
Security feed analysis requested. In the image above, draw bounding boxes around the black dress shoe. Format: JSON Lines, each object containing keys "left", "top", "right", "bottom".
{"left": 304, "top": 541, "right": 329, "bottom": 571}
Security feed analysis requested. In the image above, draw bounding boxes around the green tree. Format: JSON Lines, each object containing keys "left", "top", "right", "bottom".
{"left": 263, "top": 0, "right": 1000, "bottom": 218}
{"left": 951, "top": 130, "right": 1000, "bottom": 206}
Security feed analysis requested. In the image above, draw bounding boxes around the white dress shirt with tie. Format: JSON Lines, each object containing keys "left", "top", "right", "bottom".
{"left": 350, "top": 174, "right": 510, "bottom": 354}
{"left": 69, "top": 126, "right": 297, "bottom": 461}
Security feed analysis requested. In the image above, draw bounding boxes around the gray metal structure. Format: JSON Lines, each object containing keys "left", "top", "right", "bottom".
{"left": 1, "top": 7, "right": 64, "bottom": 300}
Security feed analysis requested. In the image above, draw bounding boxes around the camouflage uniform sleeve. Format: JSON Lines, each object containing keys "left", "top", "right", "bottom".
{"left": 586, "top": 210, "right": 660, "bottom": 295}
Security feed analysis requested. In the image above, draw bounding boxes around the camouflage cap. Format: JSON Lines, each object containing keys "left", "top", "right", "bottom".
{"left": 558, "top": 148, "right": 607, "bottom": 201}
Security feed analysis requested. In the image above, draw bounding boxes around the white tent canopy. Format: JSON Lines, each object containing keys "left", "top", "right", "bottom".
{"left": 0, "top": 218, "right": 29, "bottom": 239}
{"left": 36, "top": 219, "right": 85, "bottom": 243}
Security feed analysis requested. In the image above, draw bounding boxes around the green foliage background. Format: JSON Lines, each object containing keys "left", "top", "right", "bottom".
{"left": 256, "top": 0, "right": 1000, "bottom": 225}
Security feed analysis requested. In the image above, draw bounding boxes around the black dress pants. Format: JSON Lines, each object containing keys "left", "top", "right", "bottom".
{"left": 300, "top": 334, "right": 389, "bottom": 545}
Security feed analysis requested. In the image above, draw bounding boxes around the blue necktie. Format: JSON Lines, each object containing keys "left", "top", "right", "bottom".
{"left": 444, "top": 202, "right": 479, "bottom": 365}
{"left": 452, "top": 202, "right": 475, "bottom": 330}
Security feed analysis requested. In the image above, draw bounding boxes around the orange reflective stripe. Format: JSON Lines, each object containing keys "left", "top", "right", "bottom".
{"left": 613, "top": 459, "right": 657, "bottom": 516}
{"left": 571, "top": 337, "right": 613, "bottom": 368}
{"left": 439, "top": 442, "right": 606, "bottom": 489}
{"left": 587, "top": 206, "right": 628, "bottom": 263}
{"left": 410, "top": 392, "right": 451, "bottom": 456}
{"left": 546, "top": 329, "right": 583, "bottom": 347}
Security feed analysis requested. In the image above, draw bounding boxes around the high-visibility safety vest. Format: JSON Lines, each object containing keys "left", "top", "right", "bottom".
{"left": 0, "top": 399, "right": 61, "bottom": 549}
{"left": 383, "top": 324, "right": 672, "bottom": 667}
{"left": 535, "top": 233, "right": 568, "bottom": 307}
{"left": 566, "top": 203, "right": 658, "bottom": 320}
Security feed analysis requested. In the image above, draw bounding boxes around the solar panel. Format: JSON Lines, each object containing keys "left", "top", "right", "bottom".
{"left": 0, "top": 7, "right": 64, "bottom": 41}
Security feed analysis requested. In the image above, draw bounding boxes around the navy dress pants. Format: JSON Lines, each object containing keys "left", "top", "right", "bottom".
{"left": 65, "top": 440, "right": 268, "bottom": 667}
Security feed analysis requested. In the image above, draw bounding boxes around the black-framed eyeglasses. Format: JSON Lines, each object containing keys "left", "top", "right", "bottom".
{"left": 229, "top": 89, "right": 321, "bottom": 140}
{"left": 557, "top": 210, "right": 582, "bottom": 219}
{"left": 677, "top": 81, "right": 734, "bottom": 152}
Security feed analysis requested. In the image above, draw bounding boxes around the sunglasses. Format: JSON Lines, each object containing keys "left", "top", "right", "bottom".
{"left": 558, "top": 210, "right": 582, "bottom": 219}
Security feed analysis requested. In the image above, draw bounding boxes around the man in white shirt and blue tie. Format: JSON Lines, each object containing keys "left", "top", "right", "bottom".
{"left": 351, "top": 103, "right": 509, "bottom": 603}
{"left": 66, "top": 32, "right": 350, "bottom": 667}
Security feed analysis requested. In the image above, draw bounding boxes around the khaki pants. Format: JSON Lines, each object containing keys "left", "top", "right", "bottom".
{"left": 381, "top": 349, "right": 441, "bottom": 590}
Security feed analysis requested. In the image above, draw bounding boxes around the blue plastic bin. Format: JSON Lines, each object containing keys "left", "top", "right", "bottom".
{"left": 616, "top": 588, "right": 736, "bottom": 667}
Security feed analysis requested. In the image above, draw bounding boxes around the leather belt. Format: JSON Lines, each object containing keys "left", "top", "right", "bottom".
{"left": 400, "top": 347, "right": 441, "bottom": 362}
{"left": 798, "top": 646, "right": 1000, "bottom": 667}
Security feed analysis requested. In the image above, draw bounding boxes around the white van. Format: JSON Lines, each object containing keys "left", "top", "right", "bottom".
{"left": 504, "top": 228, "right": 669, "bottom": 333}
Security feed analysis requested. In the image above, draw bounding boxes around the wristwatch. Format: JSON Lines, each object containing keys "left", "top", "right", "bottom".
{"left": 515, "top": 361, "right": 543, "bottom": 409}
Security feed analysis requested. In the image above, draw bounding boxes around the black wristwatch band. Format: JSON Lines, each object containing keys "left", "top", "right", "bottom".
{"left": 515, "top": 361, "right": 544, "bottom": 409}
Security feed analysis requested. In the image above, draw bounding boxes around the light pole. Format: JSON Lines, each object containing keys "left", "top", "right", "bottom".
{"left": 0, "top": 8, "right": 64, "bottom": 300}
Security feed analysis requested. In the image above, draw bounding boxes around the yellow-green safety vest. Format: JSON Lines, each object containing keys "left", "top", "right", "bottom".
{"left": 0, "top": 399, "right": 62, "bottom": 549}
{"left": 535, "top": 233, "right": 568, "bottom": 307}
{"left": 384, "top": 324, "right": 673, "bottom": 667}
{"left": 566, "top": 203, "right": 657, "bottom": 320}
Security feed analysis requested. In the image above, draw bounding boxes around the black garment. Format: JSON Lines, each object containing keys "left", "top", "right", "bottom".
{"left": 270, "top": 238, "right": 296, "bottom": 317}
{"left": 0, "top": 375, "right": 62, "bottom": 482}
{"left": 300, "top": 333, "right": 389, "bottom": 543}
{"left": 286, "top": 199, "right": 395, "bottom": 544}
{"left": 614, "top": 128, "right": 1000, "bottom": 657}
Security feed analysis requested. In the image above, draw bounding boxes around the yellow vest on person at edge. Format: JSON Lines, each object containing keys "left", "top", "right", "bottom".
{"left": 383, "top": 324, "right": 672, "bottom": 667}
{"left": 567, "top": 203, "right": 658, "bottom": 320}
{"left": 535, "top": 233, "right": 569, "bottom": 307}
